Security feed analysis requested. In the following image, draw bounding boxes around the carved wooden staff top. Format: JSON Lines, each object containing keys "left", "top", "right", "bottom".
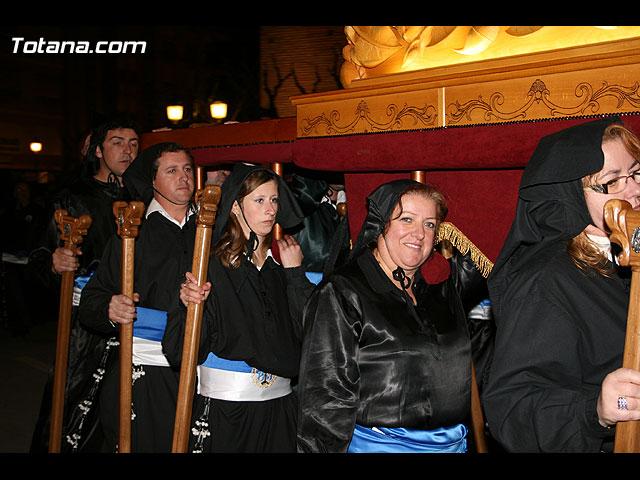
{"left": 604, "top": 198, "right": 640, "bottom": 453}
{"left": 112, "top": 200, "right": 144, "bottom": 453}
{"left": 49, "top": 210, "right": 91, "bottom": 453}
{"left": 172, "top": 185, "right": 221, "bottom": 453}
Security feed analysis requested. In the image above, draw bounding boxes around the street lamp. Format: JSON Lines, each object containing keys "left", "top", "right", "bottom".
{"left": 30, "top": 140, "right": 43, "bottom": 153}
{"left": 210, "top": 101, "right": 227, "bottom": 121}
{"left": 167, "top": 105, "right": 184, "bottom": 123}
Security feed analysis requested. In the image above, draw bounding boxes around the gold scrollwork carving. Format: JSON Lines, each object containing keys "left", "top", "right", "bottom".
{"left": 300, "top": 100, "right": 437, "bottom": 136}
{"left": 447, "top": 79, "right": 640, "bottom": 124}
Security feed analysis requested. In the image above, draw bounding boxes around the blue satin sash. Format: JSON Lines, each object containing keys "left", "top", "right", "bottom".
{"left": 201, "top": 352, "right": 254, "bottom": 373}
{"left": 133, "top": 307, "right": 167, "bottom": 342}
{"left": 305, "top": 271, "right": 323, "bottom": 285}
{"left": 74, "top": 274, "right": 93, "bottom": 291}
{"left": 347, "top": 423, "right": 467, "bottom": 453}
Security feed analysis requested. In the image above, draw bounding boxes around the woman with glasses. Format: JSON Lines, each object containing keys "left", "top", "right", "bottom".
{"left": 483, "top": 117, "right": 640, "bottom": 452}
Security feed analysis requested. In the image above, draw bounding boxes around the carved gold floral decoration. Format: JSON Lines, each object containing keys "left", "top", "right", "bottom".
{"left": 300, "top": 100, "right": 437, "bottom": 137}
{"left": 340, "top": 26, "right": 640, "bottom": 88}
{"left": 446, "top": 79, "right": 640, "bottom": 124}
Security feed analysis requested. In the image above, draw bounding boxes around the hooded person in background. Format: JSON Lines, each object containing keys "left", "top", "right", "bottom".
{"left": 483, "top": 117, "right": 640, "bottom": 452}
{"left": 286, "top": 171, "right": 346, "bottom": 285}
{"left": 29, "top": 118, "right": 139, "bottom": 453}
{"left": 36, "top": 119, "right": 139, "bottom": 279}
{"left": 162, "top": 163, "right": 315, "bottom": 453}
{"left": 77, "top": 142, "right": 197, "bottom": 452}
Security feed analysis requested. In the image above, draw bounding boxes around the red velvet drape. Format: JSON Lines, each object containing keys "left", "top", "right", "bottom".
{"left": 182, "top": 114, "right": 640, "bottom": 283}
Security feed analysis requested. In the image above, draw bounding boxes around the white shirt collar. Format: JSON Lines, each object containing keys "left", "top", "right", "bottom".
{"left": 146, "top": 198, "right": 193, "bottom": 228}
{"left": 586, "top": 233, "right": 613, "bottom": 262}
{"left": 240, "top": 248, "right": 277, "bottom": 271}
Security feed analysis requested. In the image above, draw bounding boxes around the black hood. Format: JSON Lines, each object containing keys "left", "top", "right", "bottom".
{"left": 212, "top": 163, "right": 304, "bottom": 245}
{"left": 349, "top": 178, "right": 420, "bottom": 263}
{"left": 287, "top": 173, "right": 329, "bottom": 216}
{"left": 488, "top": 116, "right": 623, "bottom": 320}
{"left": 121, "top": 142, "right": 168, "bottom": 205}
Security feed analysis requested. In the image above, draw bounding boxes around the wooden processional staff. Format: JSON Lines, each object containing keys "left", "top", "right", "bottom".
{"left": 604, "top": 199, "right": 640, "bottom": 453}
{"left": 112, "top": 200, "right": 144, "bottom": 453}
{"left": 49, "top": 210, "right": 91, "bottom": 453}
{"left": 172, "top": 185, "right": 221, "bottom": 453}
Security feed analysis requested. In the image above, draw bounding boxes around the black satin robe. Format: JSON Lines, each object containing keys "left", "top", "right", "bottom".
{"left": 297, "top": 249, "right": 476, "bottom": 453}
{"left": 28, "top": 176, "right": 129, "bottom": 452}
{"left": 286, "top": 173, "right": 340, "bottom": 273}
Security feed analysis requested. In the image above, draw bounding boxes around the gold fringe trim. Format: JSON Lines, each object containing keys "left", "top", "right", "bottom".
{"left": 436, "top": 222, "right": 494, "bottom": 277}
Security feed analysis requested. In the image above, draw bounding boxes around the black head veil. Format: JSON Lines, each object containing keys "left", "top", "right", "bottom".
{"left": 211, "top": 163, "right": 304, "bottom": 247}
{"left": 348, "top": 179, "right": 424, "bottom": 287}
{"left": 488, "top": 116, "right": 623, "bottom": 321}
{"left": 349, "top": 178, "right": 419, "bottom": 262}
{"left": 121, "top": 142, "right": 167, "bottom": 204}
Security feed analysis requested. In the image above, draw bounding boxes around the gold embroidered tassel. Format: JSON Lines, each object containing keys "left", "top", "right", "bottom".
{"left": 436, "top": 222, "right": 494, "bottom": 278}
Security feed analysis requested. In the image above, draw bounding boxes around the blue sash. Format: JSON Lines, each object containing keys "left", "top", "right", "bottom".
{"left": 305, "top": 271, "right": 323, "bottom": 285}
{"left": 201, "top": 352, "right": 253, "bottom": 373}
{"left": 72, "top": 274, "right": 94, "bottom": 306}
{"left": 347, "top": 423, "right": 467, "bottom": 453}
{"left": 133, "top": 307, "right": 167, "bottom": 342}
{"left": 74, "top": 274, "right": 93, "bottom": 291}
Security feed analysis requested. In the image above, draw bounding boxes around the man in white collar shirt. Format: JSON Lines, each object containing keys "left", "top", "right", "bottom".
{"left": 78, "top": 142, "right": 197, "bottom": 452}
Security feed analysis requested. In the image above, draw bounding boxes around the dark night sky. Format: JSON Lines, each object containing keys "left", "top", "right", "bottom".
{"left": 0, "top": 23, "right": 263, "bottom": 194}
{"left": 3, "top": 24, "right": 262, "bottom": 130}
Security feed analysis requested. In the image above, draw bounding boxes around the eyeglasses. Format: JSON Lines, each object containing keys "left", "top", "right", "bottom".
{"left": 586, "top": 170, "right": 640, "bottom": 194}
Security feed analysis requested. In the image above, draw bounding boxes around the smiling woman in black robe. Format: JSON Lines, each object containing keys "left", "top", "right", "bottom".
{"left": 483, "top": 117, "right": 640, "bottom": 452}
{"left": 296, "top": 179, "right": 487, "bottom": 453}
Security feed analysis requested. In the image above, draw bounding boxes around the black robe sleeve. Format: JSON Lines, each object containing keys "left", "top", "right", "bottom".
{"left": 448, "top": 251, "right": 495, "bottom": 392}
{"left": 297, "top": 279, "right": 362, "bottom": 453}
{"left": 76, "top": 234, "right": 122, "bottom": 335}
{"left": 482, "top": 251, "right": 627, "bottom": 452}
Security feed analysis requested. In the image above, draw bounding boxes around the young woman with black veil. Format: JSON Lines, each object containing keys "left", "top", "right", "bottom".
{"left": 162, "top": 163, "right": 315, "bottom": 453}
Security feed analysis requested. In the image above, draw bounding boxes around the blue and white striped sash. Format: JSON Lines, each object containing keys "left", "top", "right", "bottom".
{"left": 72, "top": 274, "right": 93, "bottom": 306}
{"left": 131, "top": 307, "right": 169, "bottom": 367}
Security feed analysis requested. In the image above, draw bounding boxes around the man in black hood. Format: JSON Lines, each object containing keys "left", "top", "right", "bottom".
{"left": 483, "top": 116, "right": 640, "bottom": 452}
{"left": 78, "top": 142, "right": 197, "bottom": 452}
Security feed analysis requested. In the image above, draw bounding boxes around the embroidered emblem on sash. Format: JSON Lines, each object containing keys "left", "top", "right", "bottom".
{"left": 251, "top": 368, "right": 276, "bottom": 388}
